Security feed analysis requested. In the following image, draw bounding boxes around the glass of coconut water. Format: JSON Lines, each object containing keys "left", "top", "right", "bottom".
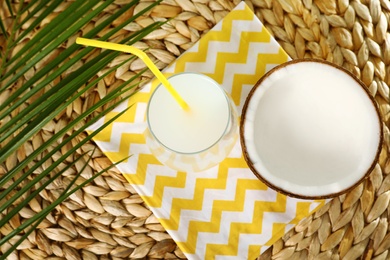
{"left": 146, "top": 72, "right": 239, "bottom": 172}
{"left": 74, "top": 39, "right": 238, "bottom": 172}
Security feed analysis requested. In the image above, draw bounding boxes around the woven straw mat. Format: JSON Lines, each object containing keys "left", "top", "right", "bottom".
{"left": 1, "top": 0, "right": 390, "bottom": 259}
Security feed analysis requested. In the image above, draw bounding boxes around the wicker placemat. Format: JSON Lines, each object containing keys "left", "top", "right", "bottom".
{"left": 2, "top": 0, "right": 389, "bottom": 259}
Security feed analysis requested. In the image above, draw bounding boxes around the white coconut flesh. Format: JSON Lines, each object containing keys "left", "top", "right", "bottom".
{"left": 243, "top": 61, "right": 381, "bottom": 198}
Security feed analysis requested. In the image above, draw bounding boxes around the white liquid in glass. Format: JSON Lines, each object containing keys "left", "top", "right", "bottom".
{"left": 147, "top": 73, "right": 238, "bottom": 172}
{"left": 243, "top": 62, "right": 381, "bottom": 197}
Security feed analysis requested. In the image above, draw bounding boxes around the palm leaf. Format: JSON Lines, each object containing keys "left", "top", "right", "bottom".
{"left": 0, "top": 150, "right": 91, "bottom": 228}
{"left": 0, "top": 62, "right": 144, "bottom": 206}
{"left": 0, "top": 0, "right": 159, "bottom": 115}
{"left": 0, "top": 17, "right": 6, "bottom": 39}
{"left": 1, "top": 0, "right": 113, "bottom": 87}
{"left": 0, "top": 106, "right": 131, "bottom": 242}
{"left": 14, "top": 0, "right": 60, "bottom": 35}
{"left": 4, "top": 0, "right": 14, "bottom": 17}
{"left": 0, "top": 152, "right": 131, "bottom": 260}
{"left": 11, "top": 0, "right": 65, "bottom": 47}
{"left": 0, "top": 0, "right": 166, "bottom": 254}
{"left": 0, "top": 19, "right": 160, "bottom": 187}
{"left": 0, "top": 21, "right": 162, "bottom": 163}
{"left": 20, "top": 0, "right": 41, "bottom": 14}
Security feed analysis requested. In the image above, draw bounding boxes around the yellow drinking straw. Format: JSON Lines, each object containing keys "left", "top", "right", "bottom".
{"left": 76, "top": 37, "right": 189, "bottom": 111}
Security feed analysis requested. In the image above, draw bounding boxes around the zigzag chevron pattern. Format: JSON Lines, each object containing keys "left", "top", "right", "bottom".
{"left": 89, "top": 2, "right": 326, "bottom": 259}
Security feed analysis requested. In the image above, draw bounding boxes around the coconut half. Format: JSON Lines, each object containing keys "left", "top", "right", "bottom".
{"left": 240, "top": 59, "right": 383, "bottom": 199}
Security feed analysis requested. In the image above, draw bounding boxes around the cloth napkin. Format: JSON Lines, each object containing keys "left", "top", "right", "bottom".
{"left": 89, "top": 2, "right": 325, "bottom": 259}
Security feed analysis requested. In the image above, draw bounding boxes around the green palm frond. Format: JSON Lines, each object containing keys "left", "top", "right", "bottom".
{"left": 12, "top": 0, "right": 65, "bottom": 46}
{"left": 0, "top": 0, "right": 165, "bottom": 256}
{"left": 4, "top": 0, "right": 14, "bottom": 16}
{"left": 0, "top": 18, "right": 6, "bottom": 38}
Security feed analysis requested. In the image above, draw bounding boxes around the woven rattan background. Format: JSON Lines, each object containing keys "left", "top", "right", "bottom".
{"left": 1, "top": 0, "right": 390, "bottom": 259}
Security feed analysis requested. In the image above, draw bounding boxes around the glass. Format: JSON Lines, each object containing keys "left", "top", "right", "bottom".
{"left": 145, "top": 72, "right": 239, "bottom": 172}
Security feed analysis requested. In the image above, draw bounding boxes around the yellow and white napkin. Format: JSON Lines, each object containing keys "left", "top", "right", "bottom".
{"left": 89, "top": 2, "right": 325, "bottom": 259}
